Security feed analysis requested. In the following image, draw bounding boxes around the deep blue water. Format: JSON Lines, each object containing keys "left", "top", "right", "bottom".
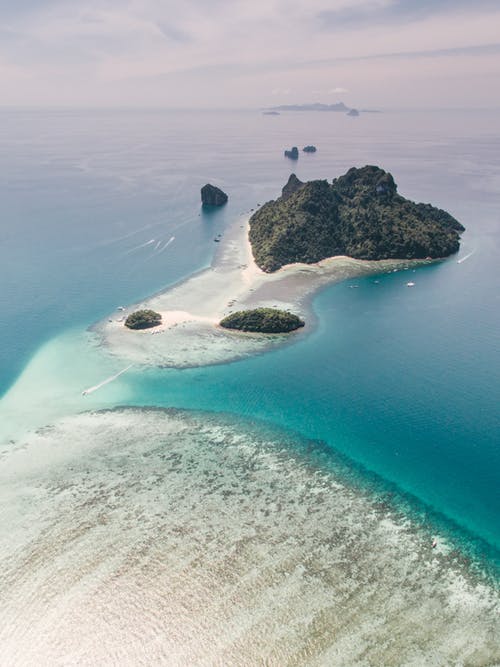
{"left": 1, "top": 108, "right": 499, "bottom": 564}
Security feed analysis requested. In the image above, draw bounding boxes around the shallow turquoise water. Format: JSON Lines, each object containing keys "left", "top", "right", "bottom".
{"left": 125, "top": 259, "right": 499, "bottom": 558}
{"left": 1, "top": 108, "right": 499, "bottom": 568}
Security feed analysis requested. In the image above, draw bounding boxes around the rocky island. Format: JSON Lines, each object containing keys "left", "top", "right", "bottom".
{"left": 249, "top": 166, "right": 464, "bottom": 272}
{"left": 201, "top": 183, "right": 228, "bottom": 206}
{"left": 220, "top": 308, "right": 305, "bottom": 334}
{"left": 284, "top": 147, "right": 299, "bottom": 160}
{"left": 303, "top": 145, "right": 317, "bottom": 153}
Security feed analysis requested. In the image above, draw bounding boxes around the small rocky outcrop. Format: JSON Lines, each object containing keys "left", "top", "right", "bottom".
{"left": 284, "top": 147, "right": 299, "bottom": 160}
{"left": 125, "top": 309, "right": 162, "bottom": 330}
{"left": 281, "top": 174, "right": 304, "bottom": 200}
{"left": 201, "top": 184, "right": 228, "bottom": 206}
{"left": 303, "top": 145, "right": 317, "bottom": 153}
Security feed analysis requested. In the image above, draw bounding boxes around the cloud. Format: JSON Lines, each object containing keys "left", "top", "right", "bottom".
{"left": 317, "top": 0, "right": 500, "bottom": 30}
{"left": 0, "top": 0, "right": 499, "bottom": 107}
{"left": 311, "top": 87, "right": 349, "bottom": 96}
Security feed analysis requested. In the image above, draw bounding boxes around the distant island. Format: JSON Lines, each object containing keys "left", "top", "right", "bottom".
{"left": 262, "top": 111, "right": 280, "bottom": 116}
{"left": 284, "top": 147, "right": 299, "bottom": 160}
{"left": 249, "top": 166, "right": 464, "bottom": 272}
{"left": 267, "top": 102, "right": 350, "bottom": 112}
{"left": 125, "top": 309, "right": 162, "bottom": 329}
{"left": 220, "top": 308, "right": 305, "bottom": 333}
{"left": 347, "top": 108, "right": 359, "bottom": 117}
{"left": 303, "top": 145, "right": 317, "bottom": 153}
{"left": 201, "top": 184, "right": 228, "bottom": 206}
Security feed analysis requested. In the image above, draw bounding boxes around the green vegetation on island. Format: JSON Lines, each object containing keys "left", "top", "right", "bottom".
{"left": 125, "top": 309, "right": 162, "bottom": 330}
{"left": 248, "top": 166, "right": 464, "bottom": 272}
{"left": 220, "top": 308, "right": 305, "bottom": 334}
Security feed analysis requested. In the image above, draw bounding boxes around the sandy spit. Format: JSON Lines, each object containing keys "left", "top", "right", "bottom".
{"left": 98, "top": 214, "right": 433, "bottom": 368}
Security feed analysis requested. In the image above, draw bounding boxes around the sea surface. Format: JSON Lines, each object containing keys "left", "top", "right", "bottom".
{"left": 0, "top": 108, "right": 499, "bottom": 663}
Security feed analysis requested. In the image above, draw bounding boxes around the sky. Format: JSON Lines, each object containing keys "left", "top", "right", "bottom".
{"left": 1, "top": 0, "right": 499, "bottom": 108}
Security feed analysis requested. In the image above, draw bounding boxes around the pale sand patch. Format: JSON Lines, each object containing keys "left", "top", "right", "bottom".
{"left": 145, "top": 310, "right": 217, "bottom": 332}
{"left": 98, "top": 214, "right": 433, "bottom": 368}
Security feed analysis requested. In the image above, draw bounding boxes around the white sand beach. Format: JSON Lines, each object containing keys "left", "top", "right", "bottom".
{"left": 99, "top": 215, "right": 431, "bottom": 368}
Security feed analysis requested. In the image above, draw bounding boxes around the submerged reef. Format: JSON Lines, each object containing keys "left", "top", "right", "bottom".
{"left": 220, "top": 307, "right": 305, "bottom": 333}
{"left": 249, "top": 165, "right": 465, "bottom": 272}
{"left": 1, "top": 407, "right": 497, "bottom": 665}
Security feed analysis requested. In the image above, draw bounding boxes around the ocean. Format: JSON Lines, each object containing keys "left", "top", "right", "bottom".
{"left": 0, "top": 107, "right": 499, "bottom": 663}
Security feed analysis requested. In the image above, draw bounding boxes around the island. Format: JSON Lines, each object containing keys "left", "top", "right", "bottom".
{"left": 269, "top": 102, "right": 350, "bottom": 112}
{"left": 284, "top": 147, "right": 299, "bottom": 160}
{"left": 249, "top": 166, "right": 464, "bottom": 272}
{"left": 101, "top": 164, "right": 464, "bottom": 369}
{"left": 125, "top": 309, "right": 162, "bottom": 330}
{"left": 201, "top": 184, "right": 228, "bottom": 206}
{"left": 303, "top": 145, "right": 317, "bottom": 153}
{"left": 262, "top": 111, "right": 280, "bottom": 116}
{"left": 220, "top": 308, "right": 305, "bottom": 333}
{"left": 347, "top": 108, "right": 360, "bottom": 117}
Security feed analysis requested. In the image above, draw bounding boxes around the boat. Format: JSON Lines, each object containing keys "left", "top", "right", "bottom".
{"left": 406, "top": 282, "right": 415, "bottom": 287}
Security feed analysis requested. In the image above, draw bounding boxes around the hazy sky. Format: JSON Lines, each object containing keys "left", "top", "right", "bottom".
{"left": 1, "top": 0, "right": 499, "bottom": 108}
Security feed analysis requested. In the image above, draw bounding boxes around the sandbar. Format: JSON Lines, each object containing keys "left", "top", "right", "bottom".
{"left": 98, "top": 214, "right": 432, "bottom": 368}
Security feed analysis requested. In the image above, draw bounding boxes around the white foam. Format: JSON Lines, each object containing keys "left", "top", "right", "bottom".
{"left": 81, "top": 364, "right": 133, "bottom": 395}
{"left": 457, "top": 250, "right": 475, "bottom": 264}
{"left": 156, "top": 236, "right": 175, "bottom": 254}
{"left": 123, "top": 238, "right": 156, "bottom": 254}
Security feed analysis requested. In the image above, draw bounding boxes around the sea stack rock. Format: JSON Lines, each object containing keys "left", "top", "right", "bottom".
{"left": 201, "top": 184, "right": 228, "bottom": 206}
{"left": 284, "top": 147, "right": 299, "bottom": 160}
{"left": 303, "top": 145, "right": 317, "bottom": 153}
{"left": 281, "top": 173, "right": 304, "bottom": 200}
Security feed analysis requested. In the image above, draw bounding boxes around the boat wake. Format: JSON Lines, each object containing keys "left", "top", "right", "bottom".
{"left": 124, "top": 239, "right": 156, "bottom": 255}
{"left": 81, "top": 365, "right": 133, "bottom": 396}
{"left": 457, "top": 251, "right": 475, "bottom": 264}
{"left": 156, "top": 236, "right": 175, "bottom": 254}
